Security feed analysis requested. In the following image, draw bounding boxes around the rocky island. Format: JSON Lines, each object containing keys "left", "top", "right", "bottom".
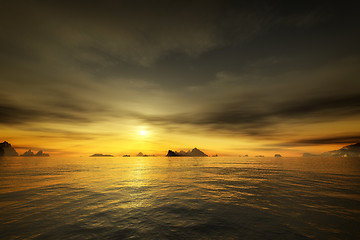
{"left": 21, "top": 149, "right": 49, "bottom": 157}
{"left": 21, "top": 150, "right": 35, "bottom": 156}
{"left": 303, "top": 143, "right": 360, "bottom": 157}
{"left": 35, "top": 150, "right": 50, "bottom": 157}
{"left": 0, "top": 141, "right": 18, "bottom": 156}
{"left": 136, "top": 152, "right": 155, "bottom": 157}
{"left": 323, "top": 143, "right": 360, "bottom": 157}
{"left": 90, "top": 153, "right": 114, "bottom": 157}
{"left": 1, "top": 141, "right": 50, "bottom": 157}
{"left": 166, "top": 148, "right": 208, "bottom": 157}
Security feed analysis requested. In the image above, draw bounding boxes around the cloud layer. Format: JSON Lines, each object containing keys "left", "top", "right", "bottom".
{"left": 1, "top": 1, "right": 360, "bottom": 154}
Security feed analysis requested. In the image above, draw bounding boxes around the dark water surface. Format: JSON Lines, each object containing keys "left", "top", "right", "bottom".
{"left": 1, "top": 156, "right": 359, "bottom": 239}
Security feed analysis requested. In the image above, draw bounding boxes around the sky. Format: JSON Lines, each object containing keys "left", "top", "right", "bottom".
{"left": 1, "top": 0, "right": 360, "bottom": 156}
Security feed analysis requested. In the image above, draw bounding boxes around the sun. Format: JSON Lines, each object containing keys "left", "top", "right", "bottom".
{"left": 139, "top": 130, "right": 147, "bottom": 136}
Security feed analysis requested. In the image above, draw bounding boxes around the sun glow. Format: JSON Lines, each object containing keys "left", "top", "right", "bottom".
{"left": 139, "top": 130, "right": 147, "bottom": 136}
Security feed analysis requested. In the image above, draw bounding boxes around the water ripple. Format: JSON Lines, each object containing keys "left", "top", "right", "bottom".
{"left": 0, "top": 156, "right": 359, "bottom": 239}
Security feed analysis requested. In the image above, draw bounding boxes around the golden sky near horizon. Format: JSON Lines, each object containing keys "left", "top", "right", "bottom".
{"left": 1, "top": 1, "right": 360, "bottom": 156}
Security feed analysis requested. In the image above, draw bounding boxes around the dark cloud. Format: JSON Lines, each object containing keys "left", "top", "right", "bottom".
{"left": 0, "top": 100, "right": 114, "bottom": 125}
{"left": 1, "top": 0, "right": 346, "bottom": 68}
{"left": 1, "top": 1, "right": 223, "bottom": 66}
{"left": 0, "top": 104, "right": 40, "bottom": 124}
{"left": 274, "top": 94, "right": 360, "bottom": 119}
{"left": 136, "top": 93, "right": 360, "bottom": 136}
{"left": 289, "top": 135, "right": 360, "bottom": 146}
{"left": 0, "top": 1, "right": 359, "bottom": 150}
{"left": 0, "top": 103, "right": 89, "bottom": 124}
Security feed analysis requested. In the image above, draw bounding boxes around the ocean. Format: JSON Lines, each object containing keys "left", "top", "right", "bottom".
{"left": 1, "top": 156, "right": 359, "bottom": 239}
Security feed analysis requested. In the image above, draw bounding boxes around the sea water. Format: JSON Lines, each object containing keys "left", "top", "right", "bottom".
{"left": 0, "top": 156, "right": 359, "bottom": 239}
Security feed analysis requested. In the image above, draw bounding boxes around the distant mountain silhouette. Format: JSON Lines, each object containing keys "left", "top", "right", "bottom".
{"left": 166, "top": 148, "right": 208, "bottom": 157}
{"left": 21, "top": 149, "right": 35, "bottom": 156}
{"left": 303, "top": 143, "right": 360, "bottom": 157}
{"left": 0, "top": 141, "right": 18, "bottom": 156}
{"left": 21, "top": 149, "right": 50, "bottom": 157}
{"left": 322, "top": 143, "right": 360, "bottom": 157}
{"left": 35, "top": 150, "right": 50, "bottom": 157}
{"left": 90, "top": 153, "right": 114, "bottom": 157}
{"left": 136, "top": 152, "right": 155, "bottom": 157}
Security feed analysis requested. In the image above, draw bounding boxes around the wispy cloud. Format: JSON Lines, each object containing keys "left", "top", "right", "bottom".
{"left": 135, "top": 93, "right": 360, "bottom": 137}
{"left": 1, "top": 1, "right": 359, "bottom": 153}
{"left": 0, "top": 98, "right": 112, "bottom": 125}
{"left": 287, "top": 135, "right": 360, "bottom": 146}
{"left": 1, "top": 1, "right": 331, "bottom": 68}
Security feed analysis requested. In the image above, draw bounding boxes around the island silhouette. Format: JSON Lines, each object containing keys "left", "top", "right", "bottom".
{"left": 2, "top": 140, "right": 360, "bottom": 158}
{"left": 166, "top": 148, "right": 208, "bottom": 157}
{"left": 0, "top": 142, "right": 50, "bottom": 157}
{"left": 90, "top": 153, "right": 114, "bottom": 157}
{"left": 136, "top": 152, "right": 155, "bottom": 157}
{"left": 21, "top": 149, "right": 49, "bottom": 157}
{"left": 303, "top": 143, "right": 360, "bottom": 157}
{"left": 0, "top": 141, "right": 18, "bottom": 156}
